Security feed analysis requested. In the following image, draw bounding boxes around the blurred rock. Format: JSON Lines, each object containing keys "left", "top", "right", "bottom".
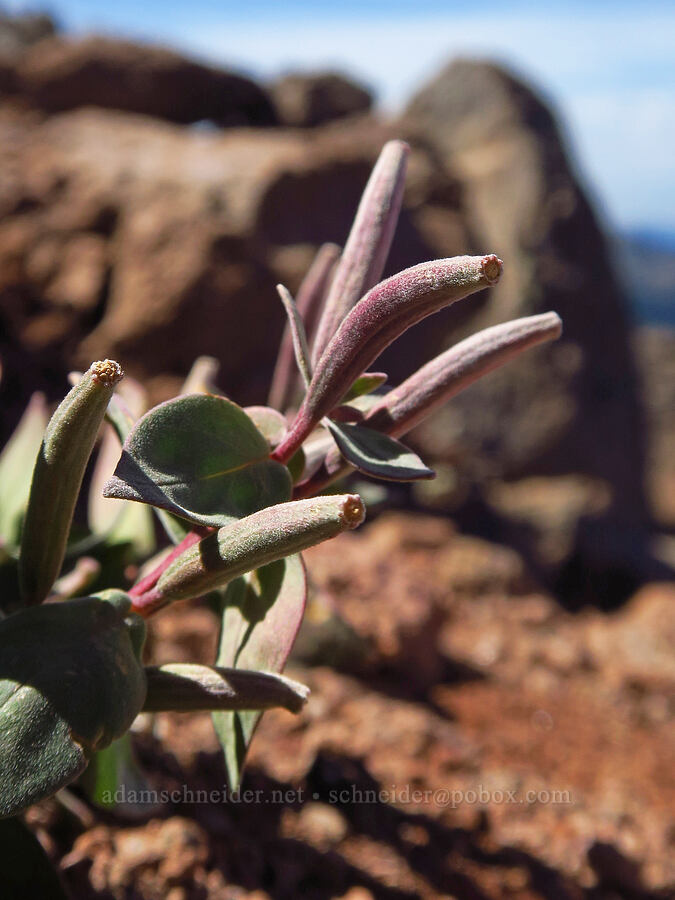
{"left": 0, "top": 107, "right": 466, "bottom": 407}
{"left": 403, "top": 59, "right": 647, "bottom": 526}
{"left": 9, "top": 35, "right": 277, "bottom": 126}
{"left": 271, "top": 71, "right": 372, "bottom": 127}
{"left": 0, "top": 9, "right": 56, "bottom": 92}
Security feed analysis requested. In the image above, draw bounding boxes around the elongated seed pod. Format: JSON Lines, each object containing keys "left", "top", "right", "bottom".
{"left": 367, "top": 312, "right": 563, "bottom": 436}
{"left": 19, "top": 360, "right": 123, "bottom": 605}
{"left": 137, "top": 494, "right": 365, "bottom": 612}
{"left": 143, "top": 664, "right": 309, "bottom": 713}
{"left": 294, "top": 312, "right": 562, "bottom": 499}
{"left": 312, "top": 140, "right": 410, "bottom": 364}
{"left": 274, "top": 255, "right": 502, "bottom": 462}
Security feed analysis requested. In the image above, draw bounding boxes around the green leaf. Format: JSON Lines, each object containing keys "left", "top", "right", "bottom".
{"left": 82, "top": 734, "right": 161, "bottom": 818}
{"left": 212, "top": 554, "right": 306, "bottom": 789}
{"left": 0, "top": 817, "right": 70, "bottom": 899}
{"left": 0, "top": 592, "right": 147, "bottom": 818}
{"left": 325, "top": 420, "right": 435, "bottom": 481}
{"left": 342, "top": 372, "right": 387, "bottom": 402}
{"left": 244, "top": 406, "right": 288, "bottom": 449}
{"left": 88, "top": 425, "right": 156, "bottom": 559}
{"left": 0, "top": 393, "right": 48, "bottom": 548}
{"left": 103, "top": 394, "right": 292, "bottom": 528}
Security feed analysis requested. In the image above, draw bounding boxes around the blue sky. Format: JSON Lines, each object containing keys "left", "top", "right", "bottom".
{"left": 10, "top": 1, "right": 675, "bottom": 234}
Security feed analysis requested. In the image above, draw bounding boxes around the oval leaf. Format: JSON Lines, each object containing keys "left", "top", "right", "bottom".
{"left": 103, "top": 394, "right": 292, "bottom": 528}
{"left": 0, "top": 592, "right": 147, "bottom": 818}
{"left": 244, "top": 406, "right": 288, "bottom": 449}
{"left": 325, "top": 420, "right": 435, "bottom": 481}
{"left": 212, "top": 554, "right": 307, "bottom": 790}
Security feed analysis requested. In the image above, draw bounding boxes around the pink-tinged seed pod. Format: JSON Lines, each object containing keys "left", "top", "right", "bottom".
{"left": 274, "top": 254, "right": 502, "bottom": 463}
{"left": 311, "top": 140, "right": 410, "bottom": 365}
{"left": 367, "top": 311, "right": 563, "bottom": 437}
{"left": 294, "top": 311, "right": 562, "bottom": 499}
{"left": 135, "top": 494, "right": 365, "bottom": 613}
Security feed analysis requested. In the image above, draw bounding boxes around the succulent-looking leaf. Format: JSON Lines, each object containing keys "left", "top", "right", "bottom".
{"left": 274, "top": 255, "right": 502, "bottom": 462}
{"left": 103, "top": 394, "right": 292, "bottom": 528}
{"left": 269, "top": 243, "right": 339, "bottom": 411}
{"left": 144, "top": 663, "right": 309, "bottom": 713}
{"left": 342, "top": 372, "right": 387, "bottom": 402}
{"left": 212, "top": 554, "right": 307, "bottom": 789}
{"left": 0, "top": 817, "right": 70, "bottom": 899}
{"left": 20, "top": 360, "right": 124, "bottom": 606}
{"left": 312, "top": 140, "right": 410, "bottom": 364}
{"left": 276, "top": 284, "right": 312, "bottom": 388}
{"left": 139, "top": 494, "right": 365, "bottom": 613}
{"left": 0, "top": 393, "right": 48, "bottom": 549}
{"left": 244, "top": 406, "right": 288, "bottom": 449}
{"left": 0, "top": 591, "right": 147, "bottom": 818}
{"left": 325, "top": 420, "right": 434, "bottom": 481}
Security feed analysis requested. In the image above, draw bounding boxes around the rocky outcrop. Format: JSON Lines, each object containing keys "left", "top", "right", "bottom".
{"left": 0, "top": 10, "right": 56, "bottom": 92}
{"left": 0, "top": 108, "right": 467, "bottom": 410}
{"left": 4, "top": 35, "right": 277, "bottom": 126}
{"left": 403, "top": 60, "right": 647, "bottom": 526}
{"left": 271, "top": 71, "right": 373, "bottom": 127}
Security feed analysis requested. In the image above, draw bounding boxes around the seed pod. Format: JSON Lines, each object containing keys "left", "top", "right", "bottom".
{"left": 367, "top": 312, "right": 563, "bottom": 436}
{"left": 295, "top": 312, "right": 562, "bottom": 499}
{"left": 312, "top": 140, "right": 410, "bottom": 363}
{"left": 19, "top": 360, "right": 123, "bottom": 605}
{"left": 275, "top": 255, "right": 502, "bottom": 462}
{"left": 139, "top": 494, "right": 365, "bottom": 612}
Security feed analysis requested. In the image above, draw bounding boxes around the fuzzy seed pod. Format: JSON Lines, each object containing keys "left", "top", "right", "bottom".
{"left": 19, "top": 360, "right": 123, "bottom": 605}
{"left": 137, "top": 494, "right": 365, "bottom": 612}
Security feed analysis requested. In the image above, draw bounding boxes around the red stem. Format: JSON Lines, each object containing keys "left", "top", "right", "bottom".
{"left": 129, "top": 526, "right": 210, "bottom": 607}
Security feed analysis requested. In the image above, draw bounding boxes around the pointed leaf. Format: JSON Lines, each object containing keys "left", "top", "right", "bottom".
{"left": 276, "top": 284, "right": 312, "bottom": 388}
{"left": 342, "top": 372, "right": 387, "bottom": 402}
{"left": 325, "top": 420, "right": 434, "bottom": 481}
{"left": 0, "top": 393, "right": 48, "bottom": 548}
{"left": 212, "top": 554, "right": 307, "bottom": 789}
{"left": 103, "top": 394, "right": 292, "bottom": 528}
{"left": 269, "top": 243, "right": 339, "bottom": 410}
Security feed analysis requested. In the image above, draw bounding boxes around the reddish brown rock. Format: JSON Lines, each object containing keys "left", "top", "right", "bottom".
{"left": 11, "top": 35, "right": 277, "bottom": 126}
{"left": 403, "top": 59, "right": 647, "bottom": 526}
{"left": 271, "top": 71, "right": 373, "bottom": 127}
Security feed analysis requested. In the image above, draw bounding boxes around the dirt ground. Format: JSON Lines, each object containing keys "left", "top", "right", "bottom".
{"left": 22, "top": 512, "right": 673, "bottom": 900}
